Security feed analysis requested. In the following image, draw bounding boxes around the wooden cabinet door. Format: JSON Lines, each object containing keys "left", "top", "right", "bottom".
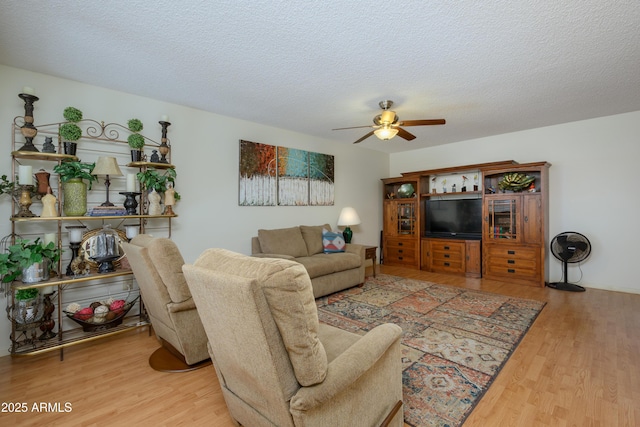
{"left": 465, "top": 240, "right": 481, "bottom": 276}
{"left": 523, "top": 194, "right": 542, "bottom": 244}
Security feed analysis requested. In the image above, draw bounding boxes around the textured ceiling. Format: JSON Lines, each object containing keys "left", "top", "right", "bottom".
{"left": 1, "top": 0, "right": 639, "bottom": 153}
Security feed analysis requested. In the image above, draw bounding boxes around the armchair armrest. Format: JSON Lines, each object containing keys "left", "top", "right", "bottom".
{"left": 289, "top": 323, "right": 402, "bottom": 411}
{"left": 167, "top": 298, "right": 196, "bottom": 313}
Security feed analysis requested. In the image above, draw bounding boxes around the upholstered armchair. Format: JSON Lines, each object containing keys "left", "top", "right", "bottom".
{"left": 122, "top": 235, "right": 210, "bottom": 372}
{"left": 182, "top": 248, "right": 403, "bottom": 427}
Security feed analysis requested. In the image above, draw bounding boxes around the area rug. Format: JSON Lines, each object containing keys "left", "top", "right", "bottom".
{"left": 315, "top": 274, "right": 545, "bottom": 427}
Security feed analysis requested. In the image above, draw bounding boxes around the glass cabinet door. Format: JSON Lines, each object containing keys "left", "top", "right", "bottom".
{"left": 485, "top": 196, "right": 519, "bottom": 240}
{"left": 397, "top": 202, "right": 416, "bottom": 236}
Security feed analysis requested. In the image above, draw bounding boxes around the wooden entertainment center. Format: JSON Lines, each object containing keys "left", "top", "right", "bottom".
{"left": 382, "top": 160, "right": 550, "bottom": 287}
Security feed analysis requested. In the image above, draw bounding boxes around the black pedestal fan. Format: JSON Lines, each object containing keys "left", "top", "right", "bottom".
{"left": 548, "top": 231, "right": 591, "bottom": 292}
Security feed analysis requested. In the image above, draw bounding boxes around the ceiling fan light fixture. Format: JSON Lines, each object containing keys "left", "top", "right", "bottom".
{"left": 374, "top": 126, "right": 399, "bottom": 140}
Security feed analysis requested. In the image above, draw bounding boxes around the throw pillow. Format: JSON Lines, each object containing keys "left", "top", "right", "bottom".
{"left": 322, "top": 228, "right": 345, "bottom": 253}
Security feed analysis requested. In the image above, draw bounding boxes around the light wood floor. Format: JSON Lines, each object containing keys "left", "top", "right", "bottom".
{"left": 1, "top": 265, "right": 639, "bottom": 426}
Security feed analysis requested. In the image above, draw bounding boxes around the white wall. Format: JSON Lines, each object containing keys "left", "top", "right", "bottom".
{"left": 390, "top": 111, "right": 640, "bottom": 294}
{"left": 0, "top": 65, "right": 389, "bottom": 355}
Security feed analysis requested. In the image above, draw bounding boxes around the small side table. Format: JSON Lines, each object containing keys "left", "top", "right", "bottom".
{"left": 364, "top": 245, "right": 378, "bottom": 277}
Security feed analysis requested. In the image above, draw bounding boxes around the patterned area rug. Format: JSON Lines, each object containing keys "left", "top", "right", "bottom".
{"left": 315, "top": 274, "right": 545, "bottom": 427}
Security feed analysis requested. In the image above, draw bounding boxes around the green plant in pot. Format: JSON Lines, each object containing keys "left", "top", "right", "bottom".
{"left": 0, "top": 238, "right": 61, "bottom": 284}
{"left": 136, "top": 168, "right": 180, "bottom": 198}
{"left": 53, "top": 161, "right": 97, "bottom": 216}
{"left": 60, "top": 106, "right": 83, "bottom": 155}
{"left": 13, "top": 287, "right": 42, "bottom": 325}
{"left": 127, "top": 118, "right": 145, "bottom": 161}
{"left": 137, "top": 169, "right": 180, "bottom": 214}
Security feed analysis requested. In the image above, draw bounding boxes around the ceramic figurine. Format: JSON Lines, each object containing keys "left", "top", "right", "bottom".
{"left": 148, "top": 189, "right": 162, "bottom": 215}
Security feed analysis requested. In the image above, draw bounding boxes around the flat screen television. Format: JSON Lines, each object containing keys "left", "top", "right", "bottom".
{"left": 425, "top": 198, "right": 482, "bottom": 239}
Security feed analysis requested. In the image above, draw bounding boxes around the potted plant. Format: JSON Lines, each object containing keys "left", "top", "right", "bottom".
{"left": 14, "top": 287, "right": 42, "bottom": 325}
{"left": 127, "top": 118, "right": 145, "bottom": 161}
{"left": 53, "top": 161, "right": 97, "bottom": 216}
{"left": 60, "top": 106, "right": 83, "bottom": 155}
{"left": 137, "top": 168, "right": 179, "bottom": 198}
{"left": 136, "top": 169, "right": 180, "bottom": 214}
{"left": 0, "top": 238, "right": 61, "bottom": 284}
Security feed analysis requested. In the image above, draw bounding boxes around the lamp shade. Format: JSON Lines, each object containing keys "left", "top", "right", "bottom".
{"left": 337, "top": 207, "right": 361, "bottom": 226}
{"left": 92, "top": 157, "right": 123, "bottom": 176}
{"left": 374, "top": 126, "right": 399, "bottom": 140}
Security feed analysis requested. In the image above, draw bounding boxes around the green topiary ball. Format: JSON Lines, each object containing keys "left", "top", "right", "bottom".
{"left": 63, "top": 106, "right": 83, "bottom": 122}
{"left": 60, "top": 123, "right": 82, "bottom": 141}
{"left": 127, "top": 118, "right": 143, "bottom": 132}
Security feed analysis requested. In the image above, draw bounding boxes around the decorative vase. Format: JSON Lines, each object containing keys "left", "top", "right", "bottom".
{"left": 35, "top": 169, "right": 51, "bottom": 195}
{"left": 64, "top": 142, "right": 77, "bottom": 155}
{"left": 63, "top": 178, "right": 87, "bottom": 216}
{"left": 130, "top": 150, "right": 143, "bottom": 162}
{"left": 21, "top": 259, "right": 50, "bottom": 283}
{"left": 14, "top": 296, "right": 44, "bottom": 325}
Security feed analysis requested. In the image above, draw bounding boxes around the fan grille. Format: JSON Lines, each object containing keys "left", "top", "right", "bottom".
{"left": 550, "top": 232, "right": 591, "bottom": 263}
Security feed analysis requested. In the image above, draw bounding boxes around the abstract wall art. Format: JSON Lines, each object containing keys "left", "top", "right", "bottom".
{"left": 239, "top": 140, "right": 334, "bottom": 206}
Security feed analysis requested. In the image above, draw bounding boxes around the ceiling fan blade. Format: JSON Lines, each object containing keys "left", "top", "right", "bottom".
{"left": 353, "top": 131, "right": 375, "bottom": 144}
{"left": 332, "top": 125, "right": 375, "bottom": 131}
{"left": 396, "top": 127, "right": 416, "bottom": 141}
{"left": 399, "top": 119, "right": 446, "bottom": 127}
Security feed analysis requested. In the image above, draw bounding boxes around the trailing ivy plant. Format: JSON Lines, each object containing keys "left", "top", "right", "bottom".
{"left": 137, "top": 168, "right": 180, "bottom": 200}
{"left": 53, "top": 161, "right": 97, "bottom": 190}
{"left": 0, "top": 174, "right": 16, "bottom": 196}
{"left": 0, "top": 238, "right": 62, "bottom": 283}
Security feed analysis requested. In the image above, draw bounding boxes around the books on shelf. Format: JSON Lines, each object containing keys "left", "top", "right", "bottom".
{"left": 88, "top": 206, "right": 127, "bottom": 216}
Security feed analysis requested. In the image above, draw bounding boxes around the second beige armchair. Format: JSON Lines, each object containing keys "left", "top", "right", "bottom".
{"left": 123, "top": 235, "right": 210, "bottom": 372}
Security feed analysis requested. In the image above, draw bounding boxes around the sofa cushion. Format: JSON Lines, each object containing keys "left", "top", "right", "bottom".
{"left": 296, "top": 252, "right": 362, "bottom": 279}
{"left": 322, "top": 228, "right": 346, "bottom": 253}
{"left": 300, "top": 224, "right": 330, "bottom": 256}
{"left": 192, "top": 248, "right": 327, "bottom": 386}
{"left": 258, "top": 226, "right": 308, "bottom": 258}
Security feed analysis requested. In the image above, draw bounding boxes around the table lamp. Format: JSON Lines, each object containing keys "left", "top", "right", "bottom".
{"left": 337, "top": 207, "right": 361, "bottom": 243}
{"left": 92, "top": 156, "right": 123, "bottom": 206}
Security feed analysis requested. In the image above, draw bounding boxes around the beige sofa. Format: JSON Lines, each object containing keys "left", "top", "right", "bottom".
{"left": 251, "top": 225, "right": 365, "bottom": 298}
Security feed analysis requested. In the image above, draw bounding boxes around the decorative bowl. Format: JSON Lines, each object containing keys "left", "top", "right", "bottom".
{"left": 397, "top": 183, "right": 415, "bottom": 198}
{"left": 64, "top": 296, "right": 139, "bottom": 332}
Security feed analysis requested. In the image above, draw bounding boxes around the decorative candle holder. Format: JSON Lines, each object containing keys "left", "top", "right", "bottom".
{"left": 124, "top": 224, "right": 140, "bottom": 241}
{"left": 18, "top": 93, "right": 40, "bottom": 152}
{"left": 119, "top": 191, "right": 141, "bottom": 215}
{"left": 17, "top": 185, "right": 36, "bottom": 217}
{"left": 158, "top": 120, "right": 171, "bottom": 163}
{"left": 66, "top": 225, "right": 87, "bottom": 276}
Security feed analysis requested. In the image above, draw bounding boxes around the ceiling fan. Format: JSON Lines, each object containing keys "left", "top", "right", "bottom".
{"left": 332, "top": 100, "right": 445, "bottom": 144}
